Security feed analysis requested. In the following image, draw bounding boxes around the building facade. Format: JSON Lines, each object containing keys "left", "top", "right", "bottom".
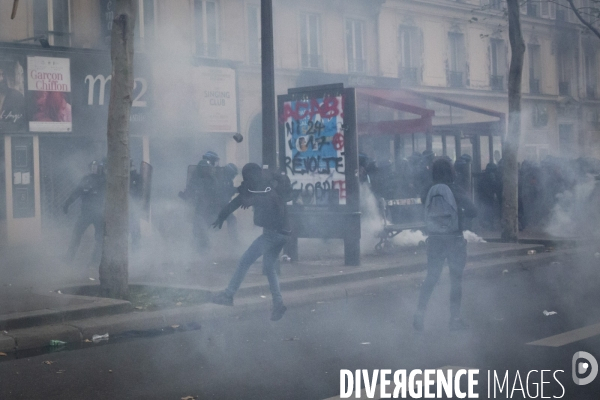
{"left": 0, "top": 0, "right": 598, "bottom": 245}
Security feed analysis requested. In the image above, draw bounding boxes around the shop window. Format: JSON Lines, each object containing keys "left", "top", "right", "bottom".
{"left": 346, "top": 19, "right": 366, "bottom": 74}
{"left": 33, "top": 0, "right": 70, "bottom": 47}
{"left": 247, "top": 5, "right": 261, "bottom": 65}
{"left": 194, "top": 0, "right": 219, "bottom": 58}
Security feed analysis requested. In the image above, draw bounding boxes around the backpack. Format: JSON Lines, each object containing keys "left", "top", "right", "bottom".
{"left": 242, "top": 170, "right": 292, "bottom": 230}
{"left": 424, "top": 184, "right": 459, "bottom": 235}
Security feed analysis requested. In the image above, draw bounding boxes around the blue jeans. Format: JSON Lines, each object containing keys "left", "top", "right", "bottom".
{"left": 225, "top": 229, "right": 288, "bottom": 306}
{"left": 417, "top": 235, "right": 467, "bottom": 319}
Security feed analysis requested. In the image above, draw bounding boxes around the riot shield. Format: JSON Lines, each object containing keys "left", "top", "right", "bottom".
{"left": 140, "top": 161, "right": 153, "bottom": 221}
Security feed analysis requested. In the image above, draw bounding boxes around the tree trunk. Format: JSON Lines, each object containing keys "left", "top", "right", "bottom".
{"left": 99, "top": 0, "right": 137, "bottom": 299}
{"left": 501, "top": 0, "right": 526, "bottom": 242}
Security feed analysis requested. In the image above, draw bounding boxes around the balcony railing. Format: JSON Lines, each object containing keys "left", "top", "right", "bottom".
{"left": 399, "top": 66, "right": 419, "bottom": 86}
{"left": 348, "top": 58, "right": 367, "bottom": 74}
{"left": 490, "top": 75, "right": 504, "bottom": 91}
{"left": 587, "top": 85, "right": 596, "bottom": 99}
{"left": 559, "top": 82, "right": 570, "bottom": 96}
{"left": 196, "top": 42, "right": 220, "bottom": 58}
{"left": 448, "top": 71, "right": 464, "bottom": 88}
{"left": 530, "top": 78, "right": 540, "bottom": 94}
{"left": 301, "top": 53, "right": 323, "bottom": 70}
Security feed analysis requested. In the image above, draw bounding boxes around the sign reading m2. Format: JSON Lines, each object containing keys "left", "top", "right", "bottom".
{"left": 84, "top": 74, "right": 148, "bottom": 107}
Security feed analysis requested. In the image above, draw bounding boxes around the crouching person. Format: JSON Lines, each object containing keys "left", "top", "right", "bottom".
{"left": 414, "top": 158, "right": 477, "bottom": 331}
{"left": 211, "top": 163, "right": 292, "bottom": 321}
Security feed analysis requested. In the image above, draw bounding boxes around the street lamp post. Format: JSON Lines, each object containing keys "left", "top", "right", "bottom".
{"left": 261, "top": 0, "right": 276, "bottom": 170}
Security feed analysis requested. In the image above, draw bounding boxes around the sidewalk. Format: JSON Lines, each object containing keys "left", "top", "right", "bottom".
{"left": 0, "top": 239, "right": 578, "bottom": 354}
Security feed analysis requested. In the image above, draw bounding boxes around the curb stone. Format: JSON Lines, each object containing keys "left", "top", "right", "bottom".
{"left": 7, "top": 325, "right": 81, "bottom": 351}
{"left": 0, "top": 248, "right": 575, "bottom": 353}
{"left": 0, "top": 334, "right": 15, "bottom": 353}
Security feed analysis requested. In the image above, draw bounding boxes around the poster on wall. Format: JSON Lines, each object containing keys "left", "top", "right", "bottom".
{"left": 192, "top": 66, "right": 238, "bottom": 133}
{"left": 280, "top": 93, "right": 347, "bottom": 206}
{"left": 0, "top": 55, "right": 26, "bottom": 133}
{"left": 27, "top": 56, "right": 72, "bottom": 132}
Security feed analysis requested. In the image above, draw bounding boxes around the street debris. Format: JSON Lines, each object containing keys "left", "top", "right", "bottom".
{"left": 56, "top": 370, "right": 65, "bottom": 374}
{"left": 181, "top": 396, "right": 197, "bottom": 400}
{"left": 57, "top": 290, "right": 62, "bottom": 294}
{"left": 135, "top": 306, "right": 143, "bottom": 310}
{"left": 176, "top": 302, "right": 183, "bottom": 306}
{"left": 109, "top": 370, "right": 113, "bottom": 373}
{"left": 527, "top": 250, "right": 537, "bottom": 255}
{"left": 283, "top": 337, "right": 299, "bottom": 341}
{"left": 0, "top": 352, "right": 7, "bottom": 356}
{"left": 260, "top": 295, "right": 266, "bottom": 298}
{"left": 171, "top": 325, "right": 180, "bottom": 329}
{"left": 43, "top": 361, "right": 55, "bottom": 365}
{"left": 281, "top": 254, "right": 291, "bottom": 262}
{"left": 92, "top": 333, "right": 109, "bottom": 343}
{"left": 3, "top": 331, "right": 7, "bottom": 334}
{"left": 494, "top": 317, "right": 504, "bottom": 321}
{"left": 502, "top": 269, "right": 509, "bottom": 274}
{"left": 543, "top": 310, "right": 558, "bottom": 316}
{"left": 89, "top": 278, "right": 95, "bottom": 281}
{"left": 311, "top": 309, "right": 316, "bottom": 312}
{"left": 49, "top": 340, "right": 66, "bottom": 347}
{"left": 361, "top": 342, "right": 371, "bottom": 345}
{"left": 84, "top": 339, "right": 92, "bottom": 343}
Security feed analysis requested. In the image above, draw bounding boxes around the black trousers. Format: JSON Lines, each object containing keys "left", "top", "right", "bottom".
{"left": 417, "top": 235, "right": 467, "bottom": 319}
{"left": 67, "top": 212, "right": 104, "bottom": 264}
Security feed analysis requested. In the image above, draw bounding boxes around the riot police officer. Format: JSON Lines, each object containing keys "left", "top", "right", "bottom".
{"left": 64, "top": 160, "right": 106, "bottom": 265}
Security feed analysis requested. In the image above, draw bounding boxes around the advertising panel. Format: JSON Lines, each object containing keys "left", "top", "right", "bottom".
{"left": 281, "top": 94, "right": 346, "bottom": 206}
{"left": 0, "top": 55, "right": 26, "bottom": 133}
{"left": 27, "top": 56, "right": 72, "bottom": 132}
{"left": 192, "top": 66, "right": 238, "bottom": 133}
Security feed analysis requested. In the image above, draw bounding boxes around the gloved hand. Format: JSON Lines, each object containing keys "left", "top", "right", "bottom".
{"left": 63, "top": 204, "right": 69, "bottom": 214}
{"left": 212, "top": 218, "right": 224, "bottom": 229}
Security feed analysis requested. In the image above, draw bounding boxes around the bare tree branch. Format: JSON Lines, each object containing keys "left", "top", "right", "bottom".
{"left": 567, "top": 0, "right": 600, "bottom": 39}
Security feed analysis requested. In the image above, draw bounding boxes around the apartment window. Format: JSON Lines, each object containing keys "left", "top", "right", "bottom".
{"left": 528, "top": 44, "right": 541, "bottom": 94}
{"left": 300, "top": 14, "right": 321, "bottom": 69}
{"left": 135, "top": 0, "right": 156, "bottom": 50}
{"left": 448, "top": 32, "right": 466, "bottom": 88}
{"left": 527, "top": 0, "right": 539, "bottom": 17}
{"left": 540, "top": 0, "right": 556, "bottom": 18}
{"left": 490, "top": 39, "right": 506, "bottom": 90}
{"left": 194, "top": 0, "right": 219, "bottom": 58}
{"left": 346, "top": 19, "right": 365, "bottom": 73}
{"left": 33, "top": 0, "right": 70, "bottom": 47}
{"left": 489, "top": 0, "right": 503, "bottom": 10}
{"left": 559, "top": 124, "right": 575, "bottom": 156}
{"left": 248, "top": 5, "right": 261, "bottom": 64}
{"left": 557, "top": 50, "right": 572, "bottom": 96}
{"left": 398, "top": 26, "right": 421, "bottom": 85}
{"left": 585, "top": 51, "right": 597, "bottom": 99}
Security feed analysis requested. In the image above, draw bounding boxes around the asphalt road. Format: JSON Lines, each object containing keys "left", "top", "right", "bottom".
{"left": 1, "top": 251, "right": 599, "bottom": 400}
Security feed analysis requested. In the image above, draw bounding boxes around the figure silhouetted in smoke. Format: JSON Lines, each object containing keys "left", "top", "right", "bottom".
{"left": 414, "top": 158, "right": 477, "bottom": 331}
{"left": 211, "top": 163, "right": 292, "bottom": 321}
{"left": 63, "top": 159, "right": 106, "bottom": 265}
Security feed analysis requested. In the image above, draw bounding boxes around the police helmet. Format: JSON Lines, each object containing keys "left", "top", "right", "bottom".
{"left": 202, "top": 151, "right": 220, "bottom": 166}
